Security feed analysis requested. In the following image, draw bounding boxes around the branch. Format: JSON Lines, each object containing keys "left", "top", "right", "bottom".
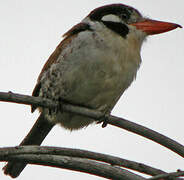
{"left": 0, "top": 146, "right": 166, "bottom": 177}
{"left": 0, "top": 148, "right": 146, "bottom": 180}
{"left": 148, "top": 170, "right": 184, "bottom": 180}
{"left": 0, "top": 91, "right": 184, "bottom": 160}
{"left": 1, "top": 146, "right": 182, "bottom": 179}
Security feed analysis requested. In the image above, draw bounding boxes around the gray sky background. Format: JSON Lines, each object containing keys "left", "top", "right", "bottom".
{"left": 0, "top": 0, "right": 183, "bottom": 179}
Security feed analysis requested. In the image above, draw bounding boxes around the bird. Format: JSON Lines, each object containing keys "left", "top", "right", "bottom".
{"left": 3, "top": 3, "right": 181, "bottom": 178}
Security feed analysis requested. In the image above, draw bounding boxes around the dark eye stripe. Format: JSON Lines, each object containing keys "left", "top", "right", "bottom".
{"left": 102, "top": 21, "right": 129, "bottom": 38}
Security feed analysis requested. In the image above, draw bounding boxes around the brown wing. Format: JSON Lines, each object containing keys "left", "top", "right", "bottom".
{"left": 31, "top": 22, "right": 92, "bottom": 113}
{"left": 31, "top": 83, "right": 41, "bottom": 112}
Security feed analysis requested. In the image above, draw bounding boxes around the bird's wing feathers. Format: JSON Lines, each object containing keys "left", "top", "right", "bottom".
{"left": 31, "top": 22, "right": 91, "bottom": 112}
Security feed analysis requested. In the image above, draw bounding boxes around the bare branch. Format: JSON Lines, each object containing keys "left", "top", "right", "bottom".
{"left": 0, "top": 91, "right": 57, "bottom": 110}
{"left": 0, "top": 146, "right": 182, "bottom": 180}
{"left": 0, "top": 91, "right": 102, "bottom": 119}
{"left": 0, "top": 146, "right": 166, "bottom": 177}
{"left": 0, "top": 91, "right": 184, "bottom": 160}
{"left": 0, "top": 153, "right": 146, "bottom": 179}
{"left": 148, "top": 171, "right": 184, "bottom": 180}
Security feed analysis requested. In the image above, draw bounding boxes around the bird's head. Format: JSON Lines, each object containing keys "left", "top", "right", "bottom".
{"left": 86, "top": 3, "right": 181, "bottom": 41}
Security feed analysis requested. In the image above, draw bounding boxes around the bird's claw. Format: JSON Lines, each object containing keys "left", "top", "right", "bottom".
{"left": 97, "top": 114, "right": 109, "bottom": 128}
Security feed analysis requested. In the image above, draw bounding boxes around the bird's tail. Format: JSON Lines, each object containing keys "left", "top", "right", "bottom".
{"left": 3, "top": 113, "right": 54, "bottom": 178}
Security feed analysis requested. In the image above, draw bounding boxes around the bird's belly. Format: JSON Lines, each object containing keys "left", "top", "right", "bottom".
{"left": 62, "top": 72, "right": 135, "bottom": 130}
{"left": 42, "top": 57, "right": 137, "bottom": 130}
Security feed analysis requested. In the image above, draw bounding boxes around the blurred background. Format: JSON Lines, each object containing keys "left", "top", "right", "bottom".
{"left": 0, "top": 0, "right": 183, "bottom": 179}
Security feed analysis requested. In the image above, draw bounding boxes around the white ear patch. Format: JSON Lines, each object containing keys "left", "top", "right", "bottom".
{"left": 101, "top": 14, "right": 121, "bottom": 22}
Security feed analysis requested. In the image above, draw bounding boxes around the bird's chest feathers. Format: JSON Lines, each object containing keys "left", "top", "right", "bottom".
{"left": 97, "top": 29, "right": 141, "bottom": 91}
{"left": 40, "top": 29, "right": 141, "bottom": 110}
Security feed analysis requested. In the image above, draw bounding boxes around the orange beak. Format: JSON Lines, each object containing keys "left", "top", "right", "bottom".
{"left": 131, "top": 19, "right": 182, "bottom": 35}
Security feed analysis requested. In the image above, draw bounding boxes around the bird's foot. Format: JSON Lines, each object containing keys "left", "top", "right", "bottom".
{"left": 97, "top": 113, "right": 109, "bottom": 128}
